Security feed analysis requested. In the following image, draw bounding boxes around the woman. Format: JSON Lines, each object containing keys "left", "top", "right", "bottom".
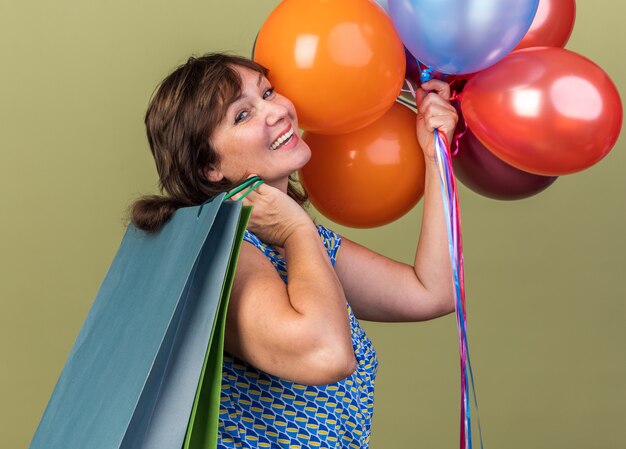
{"left": 132, "top": 53, "right": 457, "bottom": 448}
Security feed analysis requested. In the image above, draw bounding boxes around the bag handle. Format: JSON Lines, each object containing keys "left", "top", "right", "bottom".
{"left": 197, "top": 176, "right": 264, "bottom": 217}
{"left": 223, "top": 176, "right": 264, "bottom": 200}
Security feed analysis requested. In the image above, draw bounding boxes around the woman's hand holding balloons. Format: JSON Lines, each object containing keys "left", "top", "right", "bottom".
{"left": 414, "top": 79, "right": 458, "bottom": 162}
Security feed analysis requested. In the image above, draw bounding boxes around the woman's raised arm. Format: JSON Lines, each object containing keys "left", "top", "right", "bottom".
{"left": 334, "top": 79, "right": 458, "bottom": 322}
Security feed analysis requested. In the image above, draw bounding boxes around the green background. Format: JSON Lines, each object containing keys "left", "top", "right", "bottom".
{"left": 1, "top": 1, "right": 624, "bottom": 447}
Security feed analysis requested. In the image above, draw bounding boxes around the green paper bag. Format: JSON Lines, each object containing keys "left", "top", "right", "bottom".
{"left": 184, "top": 205, "right": 251, "bottom": 449}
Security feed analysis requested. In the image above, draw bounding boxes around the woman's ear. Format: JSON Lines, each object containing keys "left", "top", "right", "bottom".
{"left": 204, "top": 165, "right": 225, "bottom": 182}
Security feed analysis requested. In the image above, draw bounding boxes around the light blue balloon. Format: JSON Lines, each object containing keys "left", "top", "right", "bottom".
{"left": 388, "top": 0, "right": 539, "bottom": 75}
{"left": 373, "top": 0, "right": 390, "bottom": 13}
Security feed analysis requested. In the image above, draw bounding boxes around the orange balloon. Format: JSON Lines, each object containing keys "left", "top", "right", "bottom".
{"left": 299, "top": 103, "right": 425, "bottom": 228}
{"left": 254, "top": 0, "right": 405, "bottom": 135}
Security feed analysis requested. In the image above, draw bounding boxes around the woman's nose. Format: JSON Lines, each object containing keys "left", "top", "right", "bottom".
{"left": 264, "top": 101, "right": 289, "bottom": 126}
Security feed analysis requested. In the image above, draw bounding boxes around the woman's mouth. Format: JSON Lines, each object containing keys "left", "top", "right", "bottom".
{"left": 270, "top": 127, "right": 295, "bottom": 151}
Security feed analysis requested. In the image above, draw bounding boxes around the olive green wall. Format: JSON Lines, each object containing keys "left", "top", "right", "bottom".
{"left": 1, "top": 1, "right": 624, "bottom": 447}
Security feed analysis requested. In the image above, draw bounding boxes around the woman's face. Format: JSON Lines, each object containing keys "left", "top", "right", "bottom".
{"left": 208, "top": 66, "right": 311, "bottom": 191}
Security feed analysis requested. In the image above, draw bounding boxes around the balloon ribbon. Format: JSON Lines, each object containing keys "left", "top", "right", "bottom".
{"left": 434, "top": 129, "right": 483, "bottom": 449}
{"left": 400, "top": 64, "right": 483, "bottom": 447}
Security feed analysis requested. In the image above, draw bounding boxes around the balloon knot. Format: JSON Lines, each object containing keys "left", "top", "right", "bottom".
{"left": 416, "top": 57, "right": 435, "bottom": 86}
{"left": 420, "top": 66, "right": 434, "bottom": 84}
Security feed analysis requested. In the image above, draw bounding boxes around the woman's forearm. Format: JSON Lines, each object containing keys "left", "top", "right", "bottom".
{"left": 413, "top": 160, "right": 455, "bottom": 311}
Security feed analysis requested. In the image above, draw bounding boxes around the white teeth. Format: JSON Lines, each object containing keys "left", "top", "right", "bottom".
{"left": 270, "top": 128, "right": 294, "bottom": 150}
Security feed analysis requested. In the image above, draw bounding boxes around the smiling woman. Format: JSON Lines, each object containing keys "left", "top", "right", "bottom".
{"left": 131, "top": 54, "right": 308, "bottom": 233}
{"left": 206, "top": 66, "right": 312, "bottom": 189}
{"left": 130, "top": 52, "right": 458, "bottom": 448}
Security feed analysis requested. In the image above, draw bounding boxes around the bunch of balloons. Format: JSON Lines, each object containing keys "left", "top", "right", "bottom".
{"left": 254, "top": 0, "right": 622, "bottom": 226}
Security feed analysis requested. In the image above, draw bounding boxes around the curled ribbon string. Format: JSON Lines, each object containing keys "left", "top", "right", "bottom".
{"left": 451, "top": 121, "right": 467, "bottom": 157}
{"left": 415, "top": 65, "right": 483, "bottom": 449}
{"left": 450, "top": 91, "right": 467, "bottom": 157}
{"left": 404, "top": 78, "right": 417, "bottom": 99}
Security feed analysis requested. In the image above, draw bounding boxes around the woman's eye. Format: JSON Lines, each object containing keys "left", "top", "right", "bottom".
{"left": 234, "top": 110, "right": 249, "bottom": 124}
{"left": 233, "top": 89, "right": 274, "bottom": 124}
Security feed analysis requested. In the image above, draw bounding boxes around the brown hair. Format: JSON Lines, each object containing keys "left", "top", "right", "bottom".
{"left": 131, "top": 53, "right": 307, "bottom": 232}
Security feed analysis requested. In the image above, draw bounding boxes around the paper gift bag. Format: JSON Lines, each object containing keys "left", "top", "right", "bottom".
{"left": 183, "top": 203, "right": 249, "bottom": 449}
{"left": 30, "top": 194, "right": 250, "bottom": 449}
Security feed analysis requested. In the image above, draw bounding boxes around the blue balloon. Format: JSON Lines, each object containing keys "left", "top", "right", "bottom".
{"left": 388, "top": 0, "right": 539, "bottom": 75}
{"left": 373, "top": 0, "right": 389, "bottom": 13}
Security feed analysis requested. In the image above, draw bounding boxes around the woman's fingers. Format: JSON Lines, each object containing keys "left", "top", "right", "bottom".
{"left": 412, "top": 80, "right": 458, "bottom": 157}
{"left": 420, "top": 95, "right": 456, "bottom": 123}
{"left": 425, "top": 114, "right": 456, "bottom": 134}
{"left": 414, "top": 87, "right": 428, "bottom": 107}
{"left": 415, "top": 91, "right": 458, "bottom": 152}
{"left": 420, "top": 79, "right": 451, "bottom": 101}
{"left": 414, "top": 80, "right": 451, "bottom": 110}
{"left": 418, "top": 91, "right": 456, "bottom": 112}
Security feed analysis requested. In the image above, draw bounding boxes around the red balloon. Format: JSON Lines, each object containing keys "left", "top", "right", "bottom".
{"left": 453, "top": 126, "right": 558, "bottom": 200}
{"left": 461, "top": 47, "right": 623, "bottom": 176}
{"left": 254, "top": 0, "right": 405, "bottom": 135}
{"left": 299, "top": 103, "right": 425, "bottom": 228}
{"left": 514, "top": 0, "right": 576, "bottom": 51}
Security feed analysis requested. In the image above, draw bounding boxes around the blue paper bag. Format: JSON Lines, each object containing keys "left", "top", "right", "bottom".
{"left": 30, "top": 195, "right": 250, "bottom": 449}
